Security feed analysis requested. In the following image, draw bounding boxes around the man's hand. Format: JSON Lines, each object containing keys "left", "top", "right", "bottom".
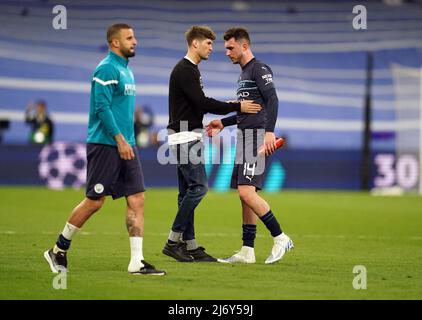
{"left": 26, "top": 101, "right": 34, "bottom": 112}
{"left": 115, "top": 133, "right": 135, "bottom": 160}
{"left": 240, "top": 100, "right": 261, "bottom": 114}
{"left": 264, "top": 132, "right": 276, "bottom": 156}
{"left": 205, "top": 119, "right": 224, "bottom": 137}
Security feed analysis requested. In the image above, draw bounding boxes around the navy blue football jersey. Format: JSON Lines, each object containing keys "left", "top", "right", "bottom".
{"left": 236, "top": 58, "right": 276, "bottom": 129}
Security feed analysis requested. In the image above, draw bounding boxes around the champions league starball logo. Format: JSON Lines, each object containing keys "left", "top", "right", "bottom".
{"left": 38, "top": 142, "right": 87, "bottom": 190}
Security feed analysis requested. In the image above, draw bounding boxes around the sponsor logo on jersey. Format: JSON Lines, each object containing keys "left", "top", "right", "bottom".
{"left": 124, "top": 84, "right": 136, "bottom": 96}
{"left": 261, "top": 74, "right": 273, "bottom": 85}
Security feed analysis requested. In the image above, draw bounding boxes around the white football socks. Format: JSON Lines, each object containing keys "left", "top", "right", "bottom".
{"left": 53, "top": 222, "right": 80, "bottom": 254}
{"left": 62, "top": 222, "right": 80, "bottom": 240}
{"left": 128, "top": 237, "right": 144, "bottom": 272}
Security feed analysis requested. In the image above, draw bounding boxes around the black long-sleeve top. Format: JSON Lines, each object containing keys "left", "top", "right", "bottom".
{"left": 167, "top": 58, "right": 241, "bottom": 132}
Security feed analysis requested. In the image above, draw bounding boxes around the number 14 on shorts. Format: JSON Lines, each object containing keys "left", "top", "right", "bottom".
{"left": 243, "top": 163, "right": 256, "bottom": 179}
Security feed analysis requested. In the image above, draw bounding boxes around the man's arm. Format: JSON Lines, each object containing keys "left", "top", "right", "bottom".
{"left": 25, "top": 102, "right": 35, "bottom": 124}
{"left": 114, "top": 133, "right": 134, "bottom": 160}
{"left": 262, "top": 88, "right": 279, "bottom": 156}
{"left": 93, "top": 65, "right": 134, "bottom": 160}
{"left": 254, "top": 63, "right": 279, "bottom": 132}
{"left": 93, "top": 66, "right": 121, "bottom": 137}
{"left": 255, "top": 63, "right": 279, "bottom": 155}
{"left": 262, "top": 87, "right": 278, "bottom": 132}
{"left": 178, "top": 67, "right": 261, "bottom": 115}
{"left": 221, "top": 115, "right": 237, "bottom": 127}
{"left": 205, "top": 114, "right": 237, "bottom": 137}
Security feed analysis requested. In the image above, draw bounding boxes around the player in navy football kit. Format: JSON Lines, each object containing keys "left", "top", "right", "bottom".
{"left": 207, "top": 27, "right": 293, "bottom": 264}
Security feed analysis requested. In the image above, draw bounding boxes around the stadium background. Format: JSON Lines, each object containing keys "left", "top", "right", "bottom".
{"left": 0, "top": 0, "right": 421, "bottom": 301}
{"left": 1, "top": 0, "right": 421, "bottom": 191}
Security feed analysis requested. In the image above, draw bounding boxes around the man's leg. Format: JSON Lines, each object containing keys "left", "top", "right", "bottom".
{"left": 44, "top": 197, "right": 105, "bottom": 273}
{"left": 218, "top": 200, "right": 257, "bottom": 264}
{"left": 238, "top": 185, "right": 270, "bottom": 217}
{"left": 171, "top": 165, "right": 208, "bottom": 237}
{"left": 164, "top": 140, "right": 216, "bottom": 262}
{"left": 126, "top": 192, "right": 165, "bottom": 275}
{"left": 242, "top": 199, "right": 257, "bottom": 231}
{"left": 238, "top": 185, "right": 293, "bottom": 264}
{"left": 163, "top": 163, "right": 208, "bottom": 262}
{"left": 177, "top": 162, "right": 218, "bottom": 262}
{"left": 177, "top": 167, "right": 196, "bottom": 248}
{"left": 238, "top": 185, "right": 282, "bottom": 236}
{"left": 68, "top": 197, "right": 105, "bottom": 228}
{"left": 126, "top": 192, "right": 145, "bottom": 269}
{"left": 183, "top": 213, "right": 195, "bottom": 248}
{"left": 126, "top": 192, "right": 144, "bottom": 237}
{"left": 241, "top": 200, "right": 257, "bottom": 248}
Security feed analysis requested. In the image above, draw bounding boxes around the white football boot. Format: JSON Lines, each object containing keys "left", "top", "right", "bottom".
{"left": 217, "top": 246, "right": 256, "bottom": 264}
{"left": 265, "top": 233, "right": 294, "bottom": 264}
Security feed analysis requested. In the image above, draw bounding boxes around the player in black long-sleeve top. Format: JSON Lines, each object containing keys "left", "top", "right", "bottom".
{"left": 206, "top": 27, "right": 293, "bottom": 265}
{"left": 162, "top": 25, "right": 262, "bottom": 262}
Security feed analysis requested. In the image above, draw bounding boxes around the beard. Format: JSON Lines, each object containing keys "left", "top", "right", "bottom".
{"left": 231, "top": 54, "right": 242, "bottom": 64}
{"left": 121, "top": 47, "right": 136, "bottom": 58}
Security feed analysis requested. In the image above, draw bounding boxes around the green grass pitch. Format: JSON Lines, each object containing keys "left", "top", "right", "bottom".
{"left": 0, "top": 187, "right": 421, "bottom": 300}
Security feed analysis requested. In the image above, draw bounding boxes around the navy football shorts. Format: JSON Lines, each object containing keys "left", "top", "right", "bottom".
{"left": 85, "top": 143, "right": 145, "bottom": 199}
{"left": 230, "top": 129, "right": 267, "bottom": 190}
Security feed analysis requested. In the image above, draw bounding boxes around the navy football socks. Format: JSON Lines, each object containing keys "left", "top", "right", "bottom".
{"left": 56, "top": 234, "right": 71, "bottom": 251}
{"left": 260, "top": 210, "right": 282, "bottom": 237}
{"left": 242, "top": 224, "right": 257, "bottom": 248}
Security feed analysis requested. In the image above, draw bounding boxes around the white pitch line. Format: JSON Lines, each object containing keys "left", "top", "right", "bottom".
{"left": 1, "top": 231, "right": 421, "bottom": 241}
{"left": 0, "top": 230, "right": 16, "bottom": 235}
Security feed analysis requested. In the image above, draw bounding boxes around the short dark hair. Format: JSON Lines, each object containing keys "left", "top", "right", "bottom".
{"left": 107, "top": 23, "right": 133, "bottom": 43}
{"left": 223, "top": 27, "right": 250, "bottom": 44}
{"left": 185, "top": 25, "right": 216, "bottom": 46}
{"left": 35, "top": 99, "right": 46, "bottom": 107}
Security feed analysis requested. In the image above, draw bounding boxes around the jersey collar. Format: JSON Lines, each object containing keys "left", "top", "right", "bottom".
{"left": 184, "top": 56, "right": 197, "bottom": 65}
{"left": 241, "top": 57, "right": 255, "bottom": 70}
{"left": 109, "top": 50, "right": 129, "bottom": 67}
